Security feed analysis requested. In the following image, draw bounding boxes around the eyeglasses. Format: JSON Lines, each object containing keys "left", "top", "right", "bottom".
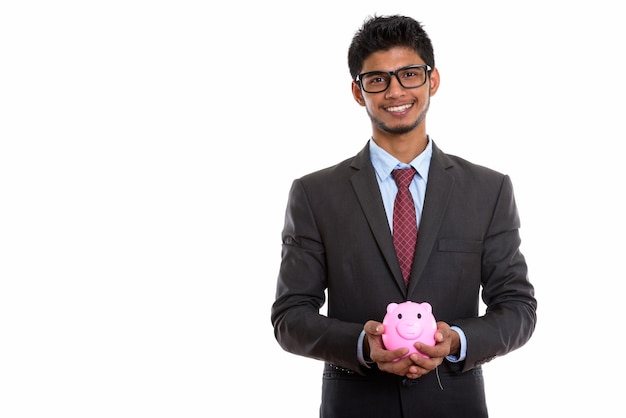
{"left": 356, "top": 64, "right": 432, "bottom": 93}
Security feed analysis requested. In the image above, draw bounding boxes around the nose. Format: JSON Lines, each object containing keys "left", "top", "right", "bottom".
{"left": 384, "top": 74, "right": 405, "bottom": 98}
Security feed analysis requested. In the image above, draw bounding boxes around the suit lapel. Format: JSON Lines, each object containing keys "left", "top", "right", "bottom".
{"left": 350, "top": 141, "right": 456, "bottom": 296}
{"left": 350, "top": 143, "right": 407, "bottom": 292}
{"left": 408, "top": 143, "right": 454, "bottom": 295}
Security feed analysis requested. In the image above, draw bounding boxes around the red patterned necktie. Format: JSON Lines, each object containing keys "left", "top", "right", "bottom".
{"left": 392, "top": 168, "right": 417, "bottom": 286}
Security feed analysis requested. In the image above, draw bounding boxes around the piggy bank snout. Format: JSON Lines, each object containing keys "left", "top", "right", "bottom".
{"left": 397, "top": 321, "right": 425, "bottom": 339}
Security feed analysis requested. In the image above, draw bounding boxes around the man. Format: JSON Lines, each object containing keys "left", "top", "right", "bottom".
{"left": 271, "top": 14, "right": 537, "bottom": 417}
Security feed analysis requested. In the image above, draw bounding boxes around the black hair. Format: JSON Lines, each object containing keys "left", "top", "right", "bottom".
{"left": 347, "top": 15, "right": 435, "bottom": 80}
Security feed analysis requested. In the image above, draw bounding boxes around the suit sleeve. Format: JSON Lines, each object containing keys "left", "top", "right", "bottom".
{"left": 452, "top": 175, "right": 537, "bottom": 372}
{"left": 270, "top": 178, "right": 366, "bottom": 374}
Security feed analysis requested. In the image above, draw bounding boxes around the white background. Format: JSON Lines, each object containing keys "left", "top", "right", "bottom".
{"left": 1, "top": 1, "right": 624, "bottom": 417}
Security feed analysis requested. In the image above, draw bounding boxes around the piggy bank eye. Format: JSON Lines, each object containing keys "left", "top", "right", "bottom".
{"left": 417, "top": 313, "right": 422, "bottom": 319}
{"left": 397, "top": 313, "right": 403, "bottom": 319}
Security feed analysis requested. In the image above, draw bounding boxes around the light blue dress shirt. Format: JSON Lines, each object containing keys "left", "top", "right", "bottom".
{"left": 357, "top": 137, "right": 467, "bottom": 367}
{"left": 369, "top": 137, "right": 430, "bottom": 231}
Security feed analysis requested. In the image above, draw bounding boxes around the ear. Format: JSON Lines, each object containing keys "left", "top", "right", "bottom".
{"left": 351, "top": 80, "right": 366, "bottom": 106}
{"left": 387, "top": 303, "right": 399, "bottom": 313}
{"left": 428, "top": 67, "right": 440, "bottom": 96}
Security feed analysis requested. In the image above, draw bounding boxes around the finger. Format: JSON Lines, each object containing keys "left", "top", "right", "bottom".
{"left": 364, "top": 320, "right": 384, "bottom": 335}
{"left": 435, "top": 321, "right": 451, "bottom": 340}
{"left": 409, "top": 351, "right": 443, "bottom": 371}
{"left": 373, "top": 347, "right": 408, "bottom": 363}
{"left": 408, "top": 364, "right": 420, "bottom": 374}
{"left": 378, "top": 354, "right": 414, "bottom": 375}
{"left": 415, "top": 341, "right": 446, "bottom": 359}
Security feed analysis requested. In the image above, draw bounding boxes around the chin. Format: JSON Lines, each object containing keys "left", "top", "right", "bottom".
{"left": 377, "top": 120, "right": 420, "bottom": 135}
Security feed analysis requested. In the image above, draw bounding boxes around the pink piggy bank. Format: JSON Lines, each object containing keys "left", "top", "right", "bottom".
{"left": 382, "top": 301, "right": 437, "bottom": 359}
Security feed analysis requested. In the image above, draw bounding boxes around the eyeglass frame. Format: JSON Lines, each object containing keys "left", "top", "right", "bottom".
{"left": 355, "top": 64, "right": 433, "bottom": 93}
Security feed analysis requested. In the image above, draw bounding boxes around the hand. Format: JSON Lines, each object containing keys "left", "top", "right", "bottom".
{"left": 405, "top": 321, "right": 459, "bottom": 379}
{"left": 364, "top": 320, "right": 459, "bottom": 379}
{"left": 363, "top": 320, "right": 420, "bottom": 378}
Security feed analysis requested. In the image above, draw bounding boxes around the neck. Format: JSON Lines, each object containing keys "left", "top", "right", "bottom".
{"left": 372, "top": 131, "right": 428, "bottom": 164}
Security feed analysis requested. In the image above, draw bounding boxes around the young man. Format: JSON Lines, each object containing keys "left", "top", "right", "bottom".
{"left": 271, "top": 15, "right": 537, "bottom": 417}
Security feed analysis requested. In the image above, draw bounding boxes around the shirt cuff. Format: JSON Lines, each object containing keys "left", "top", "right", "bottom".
{"left": 357, "top": 330, "right": 374, "bottom": 368}
{"left": 446, "top": 325, "right": 467, "bottom": 363}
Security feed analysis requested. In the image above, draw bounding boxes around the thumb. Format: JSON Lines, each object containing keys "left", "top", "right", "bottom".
{"left": 365, "top": 320, "right": 384, "bottom": 335}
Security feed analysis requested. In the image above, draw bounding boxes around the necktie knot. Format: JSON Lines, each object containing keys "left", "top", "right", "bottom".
{"left": 392, "top": 168, "right": 416, "bottom": 189}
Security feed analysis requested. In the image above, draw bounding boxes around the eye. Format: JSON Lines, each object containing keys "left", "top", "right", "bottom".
{"left": 402, "top": 70, "right": 419, "bottom": 79}
{"left": 397, "top": 313, "right": 403, "bottom": 319}
{"left": 417, "top": 313, "right": 422, "bottom": 319}
{"left": 363, "top": 72, "right": 389, "bottom": 86}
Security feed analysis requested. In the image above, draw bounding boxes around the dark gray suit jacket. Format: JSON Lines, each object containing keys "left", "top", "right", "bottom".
{"left": 271, "top": 141, "right": 537, "bottom": 417}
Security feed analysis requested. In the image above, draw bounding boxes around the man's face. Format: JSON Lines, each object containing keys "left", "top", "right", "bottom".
{"left": 351, "top": 47, "right": 439, "bottom": 136}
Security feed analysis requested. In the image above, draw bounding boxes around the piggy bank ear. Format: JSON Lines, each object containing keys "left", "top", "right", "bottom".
{"left": 386, "top": 303, "right": 399, "bottom": 314}
{"left": 422, "top": 302, "right": 433, "bottom": 313}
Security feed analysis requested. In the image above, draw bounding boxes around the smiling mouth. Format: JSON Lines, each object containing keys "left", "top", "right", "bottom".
{"left": 386, "top": 103, "right": 413, "bottom": 113}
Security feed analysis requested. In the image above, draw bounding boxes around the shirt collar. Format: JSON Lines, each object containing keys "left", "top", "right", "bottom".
{"left": 369, "top": 137, "right": 433, "bottom": 182}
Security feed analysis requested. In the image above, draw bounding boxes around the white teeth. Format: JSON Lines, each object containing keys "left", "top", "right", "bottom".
{"left": 387, "top": 104, "right": 412, "bottom": 112}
